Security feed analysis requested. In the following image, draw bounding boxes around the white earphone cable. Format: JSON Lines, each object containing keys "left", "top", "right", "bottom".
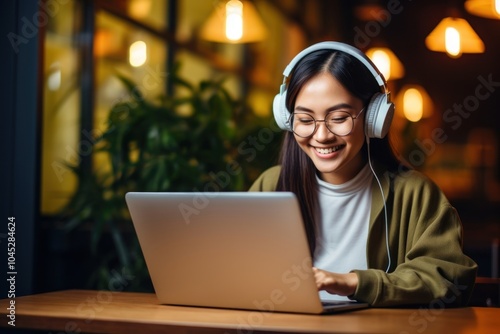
{"left": 366, "top": 136, "right": 392, "bottom": 273}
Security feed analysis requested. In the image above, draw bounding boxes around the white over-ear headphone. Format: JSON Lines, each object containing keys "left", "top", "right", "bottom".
{"left": 273, "top": 41, "right": 395, "bottom": 139}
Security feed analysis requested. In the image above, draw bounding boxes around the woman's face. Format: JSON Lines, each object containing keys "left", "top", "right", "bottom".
{"left": 293, "top": 72, "right": 366, "bottom": 184}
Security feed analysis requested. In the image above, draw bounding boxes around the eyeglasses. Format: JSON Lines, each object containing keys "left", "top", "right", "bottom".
{"left": 291, "top": 108, "right": 365, "bottom": 138}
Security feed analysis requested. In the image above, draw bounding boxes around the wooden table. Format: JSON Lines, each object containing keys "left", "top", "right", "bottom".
{"left": 1, "top": 289, "right": 499, "bottom": 333}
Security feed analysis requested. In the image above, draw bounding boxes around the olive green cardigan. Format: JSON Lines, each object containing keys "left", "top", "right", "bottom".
{"left": 249, "top": 165, "right": 477, "bottom": 307}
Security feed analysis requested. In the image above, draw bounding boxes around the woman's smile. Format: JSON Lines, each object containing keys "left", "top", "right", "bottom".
{"left": 313, "top": 144, "right": 345, "bottom": 155}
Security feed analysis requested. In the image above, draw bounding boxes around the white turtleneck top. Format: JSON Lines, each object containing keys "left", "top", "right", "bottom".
{"left": 314, "top": 164, "right": 373, "bottom": 301}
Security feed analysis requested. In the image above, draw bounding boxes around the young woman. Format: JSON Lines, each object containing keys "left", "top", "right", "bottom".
{"left": 249, "top": 42, "right": 477, "bottom": 307}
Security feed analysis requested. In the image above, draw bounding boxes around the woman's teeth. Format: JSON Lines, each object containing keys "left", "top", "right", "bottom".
{"left": 315, "top": 146, "right": 342, "bottom": 154}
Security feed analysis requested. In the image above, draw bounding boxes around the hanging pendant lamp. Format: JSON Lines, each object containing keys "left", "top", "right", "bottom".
{"left": 365, "top": 47, "right": 405, "bottom": 81}
{"left": 200, "top": 0, "right": 267, "bottom": 43}
{"left": 425, "top": 17, "right": 485, "bottom": 58}
{"left": 465, "top": 0, "right": 500, "bottom": 19}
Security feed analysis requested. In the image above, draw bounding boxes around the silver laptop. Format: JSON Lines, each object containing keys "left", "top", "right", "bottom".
{"left": 125, "top": 192, "right": 368, "bottom": 314}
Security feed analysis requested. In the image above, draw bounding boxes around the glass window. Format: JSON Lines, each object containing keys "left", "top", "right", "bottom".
{"left": 41, "top": 1, "right": 171, "bottom": 215}
{"left": 41, "top": 0, "right": 83, "bottom": 214}
{"left": 93, "top": 10, "right": 168, "bottom": 173}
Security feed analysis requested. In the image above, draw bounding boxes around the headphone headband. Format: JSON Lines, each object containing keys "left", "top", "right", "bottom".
{"left": 283, "top": 41, "right": 388, "bottom": 93}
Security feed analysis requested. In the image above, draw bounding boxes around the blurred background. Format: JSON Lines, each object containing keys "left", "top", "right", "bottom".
{"left": 1, "top": 0, "right": 499, "bottom": 304}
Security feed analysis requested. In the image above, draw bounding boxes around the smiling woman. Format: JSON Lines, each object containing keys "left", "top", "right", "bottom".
{"left": 249, "top": 41, "right": 478, "bottom": 307}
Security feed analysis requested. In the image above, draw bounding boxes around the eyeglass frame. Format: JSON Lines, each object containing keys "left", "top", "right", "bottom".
{"left": 289, "top": 107, "right": 366, "bottom": 138}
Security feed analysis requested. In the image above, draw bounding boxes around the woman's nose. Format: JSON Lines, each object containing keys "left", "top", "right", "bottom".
{"left": 314, "top": 120, "right": 334, "bottom": 141}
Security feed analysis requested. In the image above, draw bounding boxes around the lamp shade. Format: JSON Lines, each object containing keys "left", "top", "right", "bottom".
{"left": 425, "top": 17, "right": 485, "bottom": 57}
{"left": 365, "top": 47, "right": 405, "bottom": 81}
{"left": 465, "top": 0, "right": 500, "bottom": 19}
{"left": 395, "top": 84, "right": 433, "bottom": 122}
{"left": 200, "top": 0, "right": 267, "bottom": 43}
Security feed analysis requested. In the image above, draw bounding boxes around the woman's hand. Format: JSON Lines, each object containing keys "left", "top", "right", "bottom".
{"left": 312, "top": 267, "right": 358, "bottom": 297}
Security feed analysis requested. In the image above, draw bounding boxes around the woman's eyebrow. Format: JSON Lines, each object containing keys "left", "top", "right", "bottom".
{"left": 294, "top": 103, "right": 355, "bottom": 112}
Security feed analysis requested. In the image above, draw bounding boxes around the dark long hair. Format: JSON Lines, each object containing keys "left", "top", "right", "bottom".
{"left": 276, "top": 49, "right": 401, "bottom": 256}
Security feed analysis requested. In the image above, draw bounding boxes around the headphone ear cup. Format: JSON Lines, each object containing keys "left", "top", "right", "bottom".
{"left": 365, "top": 93, "right": 395, "bottom": 138}
{"left": 273, "top": 88, "right": 292, "bottom": 131}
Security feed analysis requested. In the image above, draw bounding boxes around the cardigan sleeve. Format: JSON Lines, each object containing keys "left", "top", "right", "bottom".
{"left": 248, "top": 165, "right": 281, "bottom": 192}
{"left": 351, "top": 171, "right": 478, "bottom": 307}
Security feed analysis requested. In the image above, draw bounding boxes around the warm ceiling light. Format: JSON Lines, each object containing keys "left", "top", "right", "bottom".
{"left": 225, "top": 0, "right": 243, "bottom": 41}
{"left": 94, "top": 29, "right": 117, "bottom": 57}
{"left": 129, "top": 41, "right": 147, "bottom": 67}
{"left": 403, "top": 88, "right": 424, "bottom": 122}
{"left": 47, "top": 62, "right": 62, "bottom": 91}
{"left": 425, "top": 17, "right": 485, "bottom": 58}
{"left": 445, "top": 27, "right": 461, "bottom": 57}
{"left": 128, "top": 0, "right": 152, "bottom": 19}
{"left": 395, "top": 84, "right": 433, "bottom": 122}
{"left": 365, "top": 47, "right": 405, "bottom": 81}
{"left": 465, "top": 0, "right": 500, "bottom": 19}
{"left": 200, "top": 0, "right": 267, "bottom": 43}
